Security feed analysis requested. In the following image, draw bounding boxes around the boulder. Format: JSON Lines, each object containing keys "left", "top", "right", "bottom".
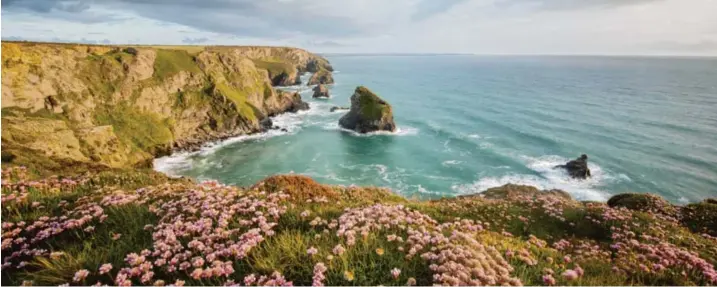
{"left": 554, "top": 154, "right": 591, "bottom": 179}
{"left": 607, "top": 193, "right": 678, "bottom": 218}
{"left": 260, "top": 117, "right": 273, "bottom": 131}
{"left": 286, "top": 92, "right": 309, "bottom": 113}
{"left": 681, "top": 199, "right": 717, "bottom": 236}
{"left": 307, "top": 68, "right": 334, "bottom": 85}
{"left": 338, "top": 86, "right": 396, "bottom": 133}
{"left": 330, "top": 106, "right": 349, "bottom": 112}
{"left": 312, "top": 84, "right": 330, "bottom": 98}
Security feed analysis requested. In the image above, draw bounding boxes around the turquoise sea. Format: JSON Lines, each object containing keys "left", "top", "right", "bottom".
{"left": 155, "top": 55, "right": 717, "bottom": 203}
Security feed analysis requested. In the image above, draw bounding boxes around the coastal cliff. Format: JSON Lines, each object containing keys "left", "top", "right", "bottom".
{"left": 1, "top": 42, "right": 331, "bottom": 173}
{"left": 1, "top": 42, "right": 716, "bottom": 287}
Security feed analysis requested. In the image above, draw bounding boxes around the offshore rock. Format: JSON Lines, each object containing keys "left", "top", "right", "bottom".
{"left": 338, "top": 86, "right": 395, "bottom": 133}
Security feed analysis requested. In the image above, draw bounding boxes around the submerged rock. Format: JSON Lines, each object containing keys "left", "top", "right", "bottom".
{"left": 338, "top": 86, "right": 396, "bottom": 133}
{"left": 312, "top": 84, "right": 330, "bottom": 98}
{"left": 330, "top": 106, "right": 349, "bottom": 112}
{"left": 260, "top": 117, "right": 273, "bottom": 131}
{"left": 307, "top": 68, "right": 334, "bottom": 85}
{"left": 554, "top": 154, "right": 591, "bottom": 179}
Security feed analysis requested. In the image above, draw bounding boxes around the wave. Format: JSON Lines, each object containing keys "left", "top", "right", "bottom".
{"left": 451, "top": 154, "right": 630, "bottom": 201}
{"left": 154, "top": 99, "right": 336, "bottom": 175}
{"left": 322, "top": 122, "right": 419, "bottom": 137}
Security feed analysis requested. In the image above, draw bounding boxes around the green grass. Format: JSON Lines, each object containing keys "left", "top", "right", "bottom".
{"left": 154, "top": 49, "right": 202, "bottom": 81}
{"left": 251, "top": 59, "right": 295, "bottom": 77}
{"left": 214, "top": 82, "right": 258, "bottom": 122}
{"left": 94, "top": 104, "right": 174, "bottom": 156}
{"left": 355, "top": 86, "right": 391, "bottom": 121}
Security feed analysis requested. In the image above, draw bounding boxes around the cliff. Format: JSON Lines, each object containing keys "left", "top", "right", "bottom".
{"left": 0, "top": 42, "right": 332, "bottom": 174}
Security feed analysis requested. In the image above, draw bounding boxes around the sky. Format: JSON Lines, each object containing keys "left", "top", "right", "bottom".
{"left": 2, "top": 0, "right": 716, "bottom": 55}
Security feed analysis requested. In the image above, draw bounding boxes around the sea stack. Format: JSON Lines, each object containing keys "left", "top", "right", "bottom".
{"left": 554, "top": 154, "right": 592, "bottom": 179}
{"left": 307, "top": 68, "right": 334, "bottom": 85}
{"left": 338, "top": 86, "right": 396, "bottom": 133}
{"left": 312, "top": 84, "right": 330, "bottom": 98}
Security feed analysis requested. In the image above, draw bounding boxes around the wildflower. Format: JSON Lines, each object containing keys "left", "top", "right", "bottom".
{"left": 111, "top": 232, "right": 122, "bottom": 241}
{"left": 99, "top": 263, "right": 113, "bottom": 274}
{"left": 391, "top": 268, "right": 401, "bottom": 279}
{"left": 73, "top": 269, "right": 90, "bottom": 282}
{"left": 376, "top": 248, "right": 385, "bottom": 256}
{"left": 313, "top": 262, "right": 327, "bottom": 286}
{"left": 563, "top": 255, "right": 571, "bottom": 263}
{"left": 575, "top": 265, "right": 584, "bottom": 277}
{"left": 84, "top": 226, "right": 95, "bottom": 232}
{"left": 344, "top": 270, "right": 355, "bottom": 281}
{"left": 244, "top": 274, "right": 257, "bottom": 285}
{"left": 174, "top": 280, "right": 186, "bottom": 286}
{"left": 300, "top": 210, "right": 311, "bottom": 217}
{"left": 562, "top": 269, "right": 579, "bottom": 281}
{"left": 191, "top": 268, "right": 203, "bottom": 280}
{"left": 406, "top": 277, "right": 417, "bottom": 286}
{"left": 307, "top": 247, "right": 318, "bottom": 256}
{"left": 387, "top": 234, "right": 397, "bottom": 241}
{"left": 154, "top": 280, "right": 165, "bottom": 286}
{"left": 542, "top": 274, "right": 556, "bottom": 286}
{"left": 326, "top": 255, "right": 334, "bottom": 261}
{"left": 333, "top": 244, "right": 345, "bottom": 255}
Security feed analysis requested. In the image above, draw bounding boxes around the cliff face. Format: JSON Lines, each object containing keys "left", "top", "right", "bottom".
{"left": 0, "top": 42, "right": 332, "bottom": 173}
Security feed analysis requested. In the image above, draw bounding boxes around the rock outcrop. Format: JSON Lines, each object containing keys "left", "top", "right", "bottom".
{"left": 312, "top": 84, "right": 329, "bottom": 98}
{"left": 307, "top": 68, "right": 334, "bottom": 85}
{"left": 1, "top": 42, "right": 321, "bottom": 171}
{"left": 554, "top": 154, "right": 592, "bottom": 179}
{"left": 330, "top": 106, "right": 349, "bottom": 112}
{"left": 338, "top": 86, "right": 396, "bottom": 133}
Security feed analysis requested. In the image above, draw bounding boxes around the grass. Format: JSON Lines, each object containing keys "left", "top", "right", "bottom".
{"left": 2, "top": 169, "right": 717, "bottom": 286}
{"left": 214, "top": 82, "right": 258, "bottom": 122}
{"left": 251, "top": 59, "right": 295, "bottom": 77}
{"left": 153, "top": 49, "right": 202, "bottom": 81}
{"left": 355, "top": 86, "right": 391, "bottom": 121}
{"left": 94, "top": 104, "right": 174, "bottom": 156}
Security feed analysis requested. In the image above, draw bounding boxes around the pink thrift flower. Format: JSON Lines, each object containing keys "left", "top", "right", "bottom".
{"left": 542, "top": 274, "right": 556, "bottom": 286}
{"left": 562, "top": 270, "right": 579, "bottom": 281}
{"left": 73, "top": 269, "right": 90, "bottom": 282}
{"left": 307, "top": 247, "right": 318, "bottom": 256}
{"left": 99, "top": 263, "right": 113, "bottom": 274}
{"left": 391, "top": 268, "right": 401, "bottom": 279}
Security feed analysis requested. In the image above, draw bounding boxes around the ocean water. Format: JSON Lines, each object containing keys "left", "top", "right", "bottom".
{"left": 155, "top": 55, "right": 717, "bottom": 203}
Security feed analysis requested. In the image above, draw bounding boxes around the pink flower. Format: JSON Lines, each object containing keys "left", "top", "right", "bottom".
{"left": 307, "top": 247, "right": 318, "bottom": 256}
{"left": 174, "top": 279, "right": 185, "bottom": 286}
{"left": 562, "top": 270, "right": 579, "bottom": 281}
{"left": 563, "top": 255, "right": 571, "bottom": 263}
{"left": 99, "top": 263, "right": 113, "bottom": 274}
{"left": 333, "top": 244, "right": 345, "bottom": 255}
{"left": 391, "top": 268, "right": 401, "bottom": 279}
{"left": 73, "top": 269, "right": 90, "bottom": 282}
{"left": 542, "top": 274, "right": 556, "bottom": 286}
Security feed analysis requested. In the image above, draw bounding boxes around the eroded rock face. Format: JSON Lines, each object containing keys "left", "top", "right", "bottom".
{"left": 1, "top": 42, "right": 327, "bottom": 171}
{"left": 312, "top": 84, "right": 329, "bottom": 98}
{"left": 554, "top": 154, "right": 592, "bottom": 179}
{"left": 339, "top": 86, "right": 396, "bottom": 133}
{"left": 307, "top": 68, "right": 334, "bottom": 85}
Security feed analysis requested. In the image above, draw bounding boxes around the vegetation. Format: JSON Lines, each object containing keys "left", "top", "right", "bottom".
{"left": 2, "top": 167, "right": 716, "bottom": 286}
{"left": 356, "top": 86, "right": 392, "bottom": 121}
{"left": 153, "top": 49, "right": 201, "bottom": 81}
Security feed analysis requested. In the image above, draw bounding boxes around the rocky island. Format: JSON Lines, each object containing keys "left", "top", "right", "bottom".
{"left": 1, "top": 42, "right": 716, "bottom": 287}
{"left": 338, "top": 86, "right": 396, "bottom": 133}
{"left": 312, "top": 84, "right": 330, "bottom": 99}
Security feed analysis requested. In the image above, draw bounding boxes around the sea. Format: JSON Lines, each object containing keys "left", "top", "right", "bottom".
{"left": 155, "top": 55, "right": 717, "bottom": 203}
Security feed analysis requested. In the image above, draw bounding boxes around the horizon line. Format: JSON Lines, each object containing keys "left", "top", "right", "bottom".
{"left": 2, "top": 39, "right": 715, "bottom": 58}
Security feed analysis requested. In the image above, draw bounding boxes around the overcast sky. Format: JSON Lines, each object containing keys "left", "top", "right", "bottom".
{"left": 2, "top": 0, "right": 716, "bottom": 55}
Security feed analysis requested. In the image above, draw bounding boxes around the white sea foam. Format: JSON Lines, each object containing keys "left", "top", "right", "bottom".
{"left": 442, "top": 160, "right": 463, "bottom": 167}
{"left": 322, "top": 122, "right": 419, "bottom": 137}
{"left": 154, "top": 99, "right": 332, "bottom": 175}
{"left": 451, "top": 154, "right": 623, "bottom": 201}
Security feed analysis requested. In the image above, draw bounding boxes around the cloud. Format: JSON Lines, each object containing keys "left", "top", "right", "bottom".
{"left": 182, "top": 37, "right": 209, "bottom": 44}
{"left": 496, "top": 0, "right": 666, "bottom": 10}
{"left": 411, "top": 0, "right": 469, "bottom": 20}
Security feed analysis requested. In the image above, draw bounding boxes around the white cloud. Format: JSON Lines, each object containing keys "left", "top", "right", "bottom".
{"left": 1, "top": 0, "right": 716, "bottom": 55}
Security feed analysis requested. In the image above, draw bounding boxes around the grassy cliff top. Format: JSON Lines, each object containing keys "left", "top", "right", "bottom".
{"left": 355, "top": 86, "right": 392, "bottom": 120}
{"left": 2, "top": 166, "right": 716, "bottom": 286}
